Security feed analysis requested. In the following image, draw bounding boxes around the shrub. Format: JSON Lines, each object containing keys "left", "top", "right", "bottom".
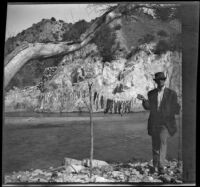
{"left": 41, "top": 38, "right": 51, "bottom": 43}
{"left": 4, "top": 37, "right": 16, "bottom": 56}
{"left": 170, "top": 6, "right": 182, "bottom": 21}
{"left": 153, "top": 40, "right": 170, "bottom": 55}
{"left": 157, "top": 30, "right": 168, "bottom": 37}
{"left": 114, "top": 24, "right": 122, "bottom": 31}
{"left": 154, "top": 7, "right": 174, "bottom": 21}
{"left": 169, "top": 33, "right": 182, "bottom": 52}
{"left": 52, "top": 33, "right": 59, "bottom": 41}
{"left": 138, "top": 34, "right": 155, "bottom": 45}
{"left": 91, "top": 24, "right": 117, "bottom": 62}
{"left": 51, "top": 17, "right": 56, "bottom": 22}
{"left": 62, "top": 20, "right": 90, "bottom": 42}
{"left": 126, "top": 46, "right": 141, "bottom": 59}
{"left": 21, "top": 30, "right": 25, "bottom": 35}
{"left": 154, "top": 33, "right": 182, "bottom": 55}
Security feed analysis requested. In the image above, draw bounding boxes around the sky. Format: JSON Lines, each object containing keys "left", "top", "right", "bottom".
{"left": 5, "top": 3, "right": 106, "bottom": 39}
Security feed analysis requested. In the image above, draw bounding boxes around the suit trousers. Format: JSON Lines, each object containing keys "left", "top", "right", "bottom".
{"left": 151, "top": 125, "right": 169, "bottom": 168}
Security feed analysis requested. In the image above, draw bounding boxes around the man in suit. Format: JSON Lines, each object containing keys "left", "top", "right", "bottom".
{"left": 137, "top": 72, "right": 180, "bottom": 174}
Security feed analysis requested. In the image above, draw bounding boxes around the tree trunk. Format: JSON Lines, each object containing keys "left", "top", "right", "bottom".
{"left": 4, "top": 6, "right": 120, "bottom": 89}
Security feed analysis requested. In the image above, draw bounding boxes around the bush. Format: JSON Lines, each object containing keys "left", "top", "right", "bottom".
{"left": 4, "top": 37, "right": 16, "bottom": 56}
{"left": 126, "top": 46, "right": 141, "bottom": 59}
{"left": 138, "top": 34, "right": 155, "bottom": 44}
{"left": 169, "top": 33, "right": 182, "bottom": 52}
{"left": 63, "top": 20, "right": 90, "bottom": 42}
{"left": 52, "top": 33, "right": 59, "bottom": 41}
{"left": 154, "top": 7, "right": 174, "bottom": 21}
{"left": 92, "top": 24, "right": 117, "bottom": 62}
{"left": 153, "top": 35, "right": 182, "bottom": 55}
{"left": 114, "top": 24, "right": 122, "bottom": 31}
{"left": 41, "top": 38, "right": 51, "bottom": 43}
{"left": 153, "top": 40, "right": 170, "bottom": 55}
{"left": 170, "top": 6, "right": 182, "bottom": 21}
{"left": 157, "top": 30, "right": 168, "bottom": 37}
{"left": 21, "top": 30, "right": 25, "bottom": 35}
{"left": 51, "top": 17, "right": 56, "bottom": 22}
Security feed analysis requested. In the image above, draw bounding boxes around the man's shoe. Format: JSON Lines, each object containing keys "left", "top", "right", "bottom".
{"left": 158, "top": 167, "right": 165, "bottom": 175}
{"left": 149, "top": 166, "right": 158, "bottom": 174}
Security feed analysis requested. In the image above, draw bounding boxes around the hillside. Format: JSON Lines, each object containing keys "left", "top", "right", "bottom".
{"left": 4, "top": 18, "right": 90, "bottom": 91}
{"left": 5, "top": 17, "right": 70, "bottom": 55}
{"left": 4, "top": 7, "right": 182, "bottom": 113}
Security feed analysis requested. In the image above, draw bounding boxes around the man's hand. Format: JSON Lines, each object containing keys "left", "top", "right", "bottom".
{"left": 137, "top": 94, "right": 146, "bottom": 101}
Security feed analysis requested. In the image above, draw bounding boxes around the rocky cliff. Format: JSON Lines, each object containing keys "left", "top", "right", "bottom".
{"left": 4, "top": 10, "right": 182, "bottom": 113}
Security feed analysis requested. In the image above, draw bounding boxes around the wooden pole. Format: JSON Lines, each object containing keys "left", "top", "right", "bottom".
{"left": 88, "top": 82, "right": 94, "bottom": 178}
{"left": 177, "top": 54, "right": 182, "bottom": 167}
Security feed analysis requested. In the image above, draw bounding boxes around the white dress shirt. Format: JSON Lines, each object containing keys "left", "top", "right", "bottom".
{"left": 157, "top": 86, "right": 165, "bottom": 109}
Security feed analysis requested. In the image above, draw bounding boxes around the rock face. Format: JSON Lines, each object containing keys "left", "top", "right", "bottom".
{"left": 4, "top": 11, "right": 182, "bottom": 113}
{"left": 5, "top": 44, "right": 181, "bottom": 113}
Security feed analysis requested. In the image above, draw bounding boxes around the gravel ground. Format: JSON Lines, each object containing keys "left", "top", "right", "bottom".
{"left": 4, "top": 158, "right": 182, "bottom": 184}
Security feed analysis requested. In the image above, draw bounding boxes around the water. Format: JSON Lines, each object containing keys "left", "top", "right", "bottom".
{"left": 3, "top": 112, "right": 182, "bottom": 174}
{"left": 5, "top": 111, "right": 94, "bottom": 118}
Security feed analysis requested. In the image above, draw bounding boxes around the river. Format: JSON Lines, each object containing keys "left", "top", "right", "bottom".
{"left": 3, "top": 111, "right": 182, "bottom": 174}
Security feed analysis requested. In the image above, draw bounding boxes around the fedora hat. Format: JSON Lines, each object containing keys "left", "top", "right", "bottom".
{"left": 153, "top": 72, "right": 166, "bottom": 81}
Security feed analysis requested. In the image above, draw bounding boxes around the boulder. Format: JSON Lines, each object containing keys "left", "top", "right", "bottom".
{"left": 128, "top": 176, "right": 142, "bottom": 183}
{"left": 65, "top": 166, "right": 74, "bottom": 173}
{"left": 131, "top": 168, "right": 141, "bottom": 176}
{"left": 64, "top": 157, "right": 82, "bottom": 166}
{"left": 91, "top": 167, "right": 102, "bottom": 176}
{"left": 51, "top": 171, "right": 58, "bottom": 178}
{"left": 140, "top": 162, "right": 148, "bottom": 167}
{"left": 100, "top": 165, "right": 114, "bottom": 173}
{"left": 32, "top": 169, "right": 44, "bottom": 176}
{"left": 111, "top": 171, "right": 122, "bottom": 178}
{"left": 153, "top": 179, "right": 163, "bottom": 183}
{"left": 159, "top": 174, "right": 172, "bottom": 183}
{"left": 92, "top": 175, "right": 114, "bottom": 183}
{"left": 82, "top": 159, "right": 109, "bottom": 168}
{"left": 55, "top": 177, "right": 63, "bottom": 182}
{"left": 72, "top": 174, "right": 90, "bottom": 183}
{"left": 148, "top": 176, "right": 154, "bottom": 182}
{"left": 61, "top": 172, "right": 74, "bottom": 182}
{"left": 68, "top": 164, "right": 85, "bottom": 173}
{"left": 43, "top": 171, "right": 52, "bottom": 177}
{"left": 19, "top": 175, "right": 29, "bottom": 182}
{"left": 174, "top": 179, "right": 182, "bottom": 184}
{"left": 141, "top": 176, "right": 152, "bottom": 182}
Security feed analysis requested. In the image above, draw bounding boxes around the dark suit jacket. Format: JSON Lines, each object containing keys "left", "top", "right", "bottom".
{"left": 142, "top": 87, "right": 180, "bottom": 136}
